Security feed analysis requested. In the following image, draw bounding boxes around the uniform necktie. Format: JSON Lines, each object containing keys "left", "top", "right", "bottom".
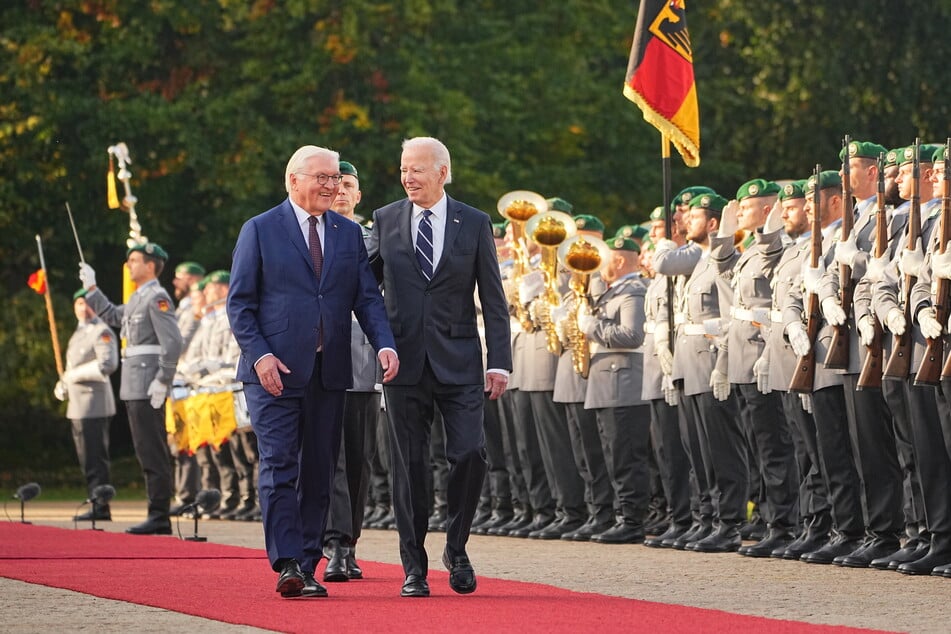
{"left": 416, "top": 209, "right": 434, "bottom": 280}
{"left": 308, "top": 215, "right": 323, "bottom": 280}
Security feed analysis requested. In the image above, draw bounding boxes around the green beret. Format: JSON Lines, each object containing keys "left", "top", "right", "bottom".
{"left": 899, "top": 144, "right": 942, "bottom": 166}
{"left": 205, "top": 269, "right": 230, "bottom": 285}
{"left": 573, "top": 214, "right": 605, "bottom": 234}
{"left": 805, "top": 170, "right": 842, "bottom": 194}
{"left": 127, "top": 242, "right": 168, "bottom": 261}
{"left": 778, "top": 180, "right": 807, "bottom": 201}
{"left": 649, "top": 206, "right": 665, "bottom": 221}
{"left": 641, "top": 237, "right": 654, "bottom": 251}
{"left": 339, "top": 160, "right": 358, "bottom": 178}
{"left": 671, "top": 186, "right": 716, "bottom": 212}
{"left": 190, "top": 279, "right": 207, "bottom": 292}
{"left": 839, "top": 140, "right": 887, "bottom": 161}
{"left": 689, "top": 193, "right": 728, "bottom": 213}
{"left": 175, "top": 261, "right": 205, "bottom": 276}
{"left": 884, "top": 148, "right": 902, "bottom": 168}
{"left": 546, "top": 197, "right": 573, "bottom": 214}
{"left": 492, "top": 222, "right": 507, "bottom": 239}
{"left": 934, "top": 146, "right": 948, "bottom": 163}
{"left": 615, "top": 224, "right": 648, "bottom": 240}
{"left": 610, "top": 236, "right": 641, "bottom": 253}
{"left": 736, "top": 179, "right": 781, "bottom": 201}
{"left": 73, "top": 288, "right": 87, "bottom": 301}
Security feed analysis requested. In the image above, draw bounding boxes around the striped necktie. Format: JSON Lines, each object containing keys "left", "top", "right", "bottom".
{"left": 308, "top": 215, "right": 323, "bottom": 280}
{"left": 416, "top": 209, "right": 434, "bottom": 280}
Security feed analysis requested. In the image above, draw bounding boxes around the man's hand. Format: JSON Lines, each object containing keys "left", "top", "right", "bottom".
{"left": 932, "top": 243, "right": 951, "bottom": 280}
{"left": 485, "top": 371, "right": 508, "bottom": 400}
{"left": 885, "top": 307, "right": 906, "bottom": 336}
{"left": 752, "top": 355, "right": 770, "bottom": 394}
{"left": 787, "top": 321, "right": 811, "bottom": 357}
{"left": 764, "top": 200, "right": 784, "bottom": 234}
{"left": 662, "top": 374, "right": 679, "bottom": 407}
{"left": 378, "top": 349, "right": 399, "bottom": 383}
{"left": 866, "top": 251, "right": 889, "bottom": 283}
{"left": 801, "top": 262, "right": 826, "bottom": 296}
{"left": 79, "top": 263, "right": 97, "bottom": 290}
{"left": 147, "top": 378, "right": 168, "bottom": 409}
{"left": 834, "top": 232, "right": 859, "bottom": 269}
{"left": 899, "top": 238, "right": 924, "bottom": 278}
{"left": 918, "top": 306, "right": 943, "bottom": 339}
{"left": 710, "top": 369, "right": 730, "bottom": 402}
{"left": 254, "top": 355, "right": 291, "bottom": 397}
{"left": 53, "top": 380, "right": 67, "bottom": 402}
{"left": 519, "top": 271, "right": 545, "bottom": 303}
{"left": 800, "top": 393, "right": 813, "bottom": 414}
{"left": 857, "top": 315, "right": 876, "bottom": 346}
{"left": 718, "top": 200, "right": 739, "bottom": 238}
{"left": 821, "top": 297, "right": 847, "bottom": 326}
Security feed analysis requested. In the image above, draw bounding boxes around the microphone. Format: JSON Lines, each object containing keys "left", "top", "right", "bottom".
{"left": 88, "top": 484, "right": 116, "bottom": 505}
{"left": 14, "top": 482, "right": 41, "bottom": 502}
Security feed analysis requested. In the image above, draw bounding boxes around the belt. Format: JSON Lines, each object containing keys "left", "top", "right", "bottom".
{"left": 681, "top": 324, "right": 707, "bottom": 336}
{"left": 730, "top": 307, "right": 770, "bottom": 324}
{"left": 770, "top": 310, "right": 783, "bottom": 324}
{"left": 590, "top": 343, "right": 643, "bottom": 355}
{"left": 123, "top": 344, "right": 162, "bottom": 358}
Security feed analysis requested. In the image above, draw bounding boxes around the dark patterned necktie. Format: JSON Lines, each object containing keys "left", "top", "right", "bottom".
{"left": 416, "top": 209, "right": 434, "bottom": 280}
{"left": 308, "top": 215, "right": 323, "bottom": 280}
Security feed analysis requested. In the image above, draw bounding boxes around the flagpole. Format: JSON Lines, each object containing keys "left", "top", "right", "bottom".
{"left": 35, "top": 235, "right": 64, "bottom": 376}
{"left": 661, "top": 135, "right": 676, "bottom": 353}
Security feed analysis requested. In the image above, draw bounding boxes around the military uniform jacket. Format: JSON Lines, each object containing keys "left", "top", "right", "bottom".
{"left": 86, "top": 279, "right": 184, "bottom": 400}
{"left": 552, "top": 288, "right": 589, "bottom": 404}
{"left": 64, "top": 317, "right": 119, "bottom": 419}
{"left": 583, "top": 274, "right": 647, "bottom": 409}
{"left": 640, "top": 272, "right": 675, "bottom": 401}
{"left": 176, "top": 297, "right": 201, "bottom": 351}
{"left": 763, "top": 235, "right": 809, "bottom": 392}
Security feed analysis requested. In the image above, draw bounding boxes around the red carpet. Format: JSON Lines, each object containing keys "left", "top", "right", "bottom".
{"left": 0, "top": 523, "right": 890, "bottom": 633}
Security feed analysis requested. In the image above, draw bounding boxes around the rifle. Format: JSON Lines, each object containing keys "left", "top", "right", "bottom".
{"left": 790, "top": 165, "right": 823, "bottom": 394}
{"left": 825, "top": 135, "right": 854, "bottom": 369}
{"left": 883, "top": 138, "right": 920, "bottom": 379}
{"left": 857, "top": 152, "right": 888, "bottom": 390}
{"left": 919, "top": 138, "right": 951, "bottom": 384}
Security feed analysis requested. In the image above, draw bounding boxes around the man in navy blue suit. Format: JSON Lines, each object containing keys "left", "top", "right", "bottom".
{"left": 367, "top": 137, "right": 512, "bottom": 598}
{"left": 228, "top": 145, "right": 398, "bottom": 599}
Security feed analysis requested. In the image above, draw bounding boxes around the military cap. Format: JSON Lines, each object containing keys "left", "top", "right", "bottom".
{"left": 689, "top": 193, "right": 728, "bottom": 213}
{"left": 610, "top": 236, "right": 641, "bottom": 253}
{"left": 649, "top": 206, "right": 666, "bottom": 221}
{"left": 934, "top": 146, "right": 948, "bottom": 164}
{"left": 615, "top": 224, "right": 649, "bottom": 240}
{"left": 127, "top": 242, "right": 168, "bottom": 261}
{"left": 899, "top": 144, "right": 942, "bottom": 166}
{"left": 73, "top": 288, "right": 87, "bottom": 301}
{"left": 884, "top": 148, "right": 902, "bottom": 168}
{"left": 546, "top": 197, "right": 574, "bottom": 214}
{"left": 805, "top": 170, "right": 842, "bottom": 194}
{"left": 573, "top": 214, "right": 605, "bottom": 233}
{"left": 671, "top": 186, "right": 716, "bottom": 212}
{"left": 339, "top": 160, "right": 358, "bottom": 178}
{"left": 205, "top": 269, "right": 231, "bottom": 285}
{"left": 839, "top": 140, "right": 887, "bottom": 161}
{"left": 778, "top": 179, "right": 807, "bottom": 201}
{"left": 736, "top": 179, "right": 781, "bottom": 201}
{"left": 175, "top": 261, "right": 205, "bottom": 276}
{"left": 190, "top": 279, "right": 208, "bottom": 292}
{"left": 492, "top": 222, "right": 508, "bottom": 239}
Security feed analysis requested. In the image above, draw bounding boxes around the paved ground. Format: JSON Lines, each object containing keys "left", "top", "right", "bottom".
{"left": 2, "top": 501, "right": 948, "bottom": 633}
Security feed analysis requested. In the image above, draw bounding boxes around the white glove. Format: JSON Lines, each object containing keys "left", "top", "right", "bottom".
{"left": 786, "top": 321, "right": 811, "bottom": 357}
{"left": 577, "top": 312, "right": 596, "bottom": 335}
{"left": 662, "top": 374, "right": 679, "bottom": 407}
{"left": 518, "top": 271, "right": 545, "bottom": 303}
{"left": 710, "top": 369, "right": 730, "bottom": 401}
{"left": 800, "top": 393, "right": 813, "bottom": 414}
{"left": 550, "top": 302, "right": 567, "bottom": 325}
{"left": 899, "top": 238, "right": 924, "bottom": 278}
{"left": 763, "top": 200, "right": 784, "bottom": 234}
{"left": 79, "top": 263, "right": 97, "bottom": 290}
{"left": 866, "top": 251, "right": 890, "bottom": 284}
{"left": 932, "top": 244, "right": 951, "bottom": 280}
{"left": 147, "top": 378, "right": 168, "bottom": 409}
{"left": 885, "top": 307, "right": 906, "bottom": 336}
{"left": 718, "top": 200, "right": 739, "bottom": 237}
{"left": 656, "top": 341, "right": 674, "bottom": 376}
{"left": 821, "top": 297, "right": 847, "bottom": 326}
{"left": 801, "top": 262, "right": 826, "bottom": 297}
{"left": 53, "top": 381, "right": 67, "bottom": 401}
{"left": 752, "top": 356, "right": 771, "bottom": 394}
{"left": 857, "top": 315, "right": 876, "bottom": 346}
{"left": 918, "top": 306, "right": 943, "bottom": 339}
{"left": 834, "top": 232, "right": 859, "bottom": 268}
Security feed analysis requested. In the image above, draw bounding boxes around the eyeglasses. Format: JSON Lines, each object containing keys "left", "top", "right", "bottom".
{"left": 296, "top": 172, "right": 343, "bottom": 185}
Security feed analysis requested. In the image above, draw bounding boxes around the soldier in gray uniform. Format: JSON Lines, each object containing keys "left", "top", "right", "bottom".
{"left": 54, "top": 288, "right": 120, "bottom": 521}
{"left": 79, "top": 242, "right": 184, "bottom": 534}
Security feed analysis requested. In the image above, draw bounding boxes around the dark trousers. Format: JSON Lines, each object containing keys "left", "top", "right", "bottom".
{"left": 384, "top": 363, "right": 487, "bottom": 577}
{"left": 496, "top": 390, "right": 528, "bottom": 513}
{"left": 903, "top": 379, "right": 951, "bottom": 536}
{"left": 230, "top": 429, "right": 259, "bottom": 507}
{"left": 528, "top": 391, "right": 586, "bottom": 522}
{"left": 881, "top": 378, "right": 926, "bottom": 536}
{"left": 366, "top": 407, "right": 391, "bottom": 510}
{"left": 429, "top": 409, "right": 449, "bottom": 517}
{"left": 482, "top": 394, "right": 513, "bottom": 514}
{"left": 510, "top": 389, "right": 554, "bottom": 518}
{"left": 780, "top": 391, "right": 830, "bottom": 532}
{"left": 245, "top": 357, "right": 346, "bottom": 574}
{"left": 565, "top": 402, "right": 613, "bottom": 522}
{"left": 70, "top": 416, "right": 112, "bottom": 499}
{"left": 124, "top": 400, "right": 173, "bottom": 520}
{"left": 594, "top": 404, "right": 652, "bottom": 524}
{"left": 211, "top": 439, "right": 240, "bottom": 510}
{"left": 811, "top": 385, "right": 864, "bottom": 536}
{"left": 326, "top": 391, "right": 381, "bottom": 545}
{"left": 172, "top": 452, "right": 199, "bottom": 504}
{"left": 649, "top": 398, "right": 691, "bottom": 527}
{"left": 676, "top": 392, "right": 714, "bottom": 522}
{"left": 194, "top": 444, "right": 220, "bottom": 491}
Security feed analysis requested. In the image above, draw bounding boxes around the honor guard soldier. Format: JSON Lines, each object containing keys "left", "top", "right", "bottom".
{"left": 79, "top": 242, "right": 184, "bottom": 534}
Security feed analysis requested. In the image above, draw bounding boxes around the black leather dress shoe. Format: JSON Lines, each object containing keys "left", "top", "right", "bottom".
{"left": 897, "top": 544, "right": 951, "bottom": 575}
{"left": 738, "top": 529, "right": 794, "bottom": 558}
{"left": 877, "top": 539, "right": 930, "bottom": 570}
{"left": 125, "top": 517, "right": 172, "bottom": 535}
{"left": 777, "top": 531, "right": 828, "bottom": 560}
{"left": 470, "top": 508, "right": 493, "bottom": 533}
{"left": 301, "top": 572, "right": 328, "bottom": 598}
{"left": 644, "top": 523, "right": 689, "bottom": 549}
{"left": 346, "top": 552, "right": 363, "bottom": 579}
{"left": 931, "top": 561, "right": 951, "bottom": 577}
{"left": 800, "top": 536, "right": 863, "bottom": 564}
{"left": 591, "top": 522, "right": 645, "bottom": 544}
{"left": 428, "top": 511, "right": 448, "bottom": 532}
{"left": 369, "top": 511, "right": 396, "bottom": 530}
{"left": 74, "top": 506, "right": 112, "bottom": 522}
{"left": 400, "top": 574, "right": 430, "bottom": 597}
{"left": 688, "top": 525, "right": 741, "bottom": 553}
{"left": 323, "top": 541, "right": 349, "bottom": 582}
{"left": 490, "top": 512, "right": 532, "bottom": 536}
{"left": 835, "top": 538, "right": 900, "bottom": 568}
{"left": 477, "top": 510, "right": 514, "bottom": 535}
{"left": 510, "top": 514, "right": 555, "bottom": 539}
{"left": 670, "top": 521, "right": 713, "bottom": 550}
{"left": 443, "top": 548, "right": 476, "bottom": 594}
{"left": 739, "top": 521, "right": 766, "bottom": 541}
{"left": 531, "top": 517, "right": 585, "bottom": 540}
{"left": 561, "top": 518, "right": 614, "bottom": 542}
{"left": 276, "top": 559, "right": 306, "bottom": 597}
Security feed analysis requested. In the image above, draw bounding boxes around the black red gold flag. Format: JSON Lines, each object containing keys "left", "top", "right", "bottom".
{"left": 623, "top": 0, "right": 700, "bottom": 167}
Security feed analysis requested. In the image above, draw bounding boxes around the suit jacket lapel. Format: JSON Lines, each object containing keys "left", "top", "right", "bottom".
{"left": 398, "top": 200, "right": 428, "bottom": 281}
{"left": 319, "top": 211, "right": 340, "bottom": 284}
{"left": 279, "top": 199, "right": 313, "bottom": 272}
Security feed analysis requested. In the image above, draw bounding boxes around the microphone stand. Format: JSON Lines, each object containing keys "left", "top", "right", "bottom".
{"left": 19, "top": 498, "right": 30, "bottom": 525}
{"left": 184, "top": 508, "right": 207, "bottom": 542}
{"left": 89, "top": 500, "right": 104, "bottom": 532}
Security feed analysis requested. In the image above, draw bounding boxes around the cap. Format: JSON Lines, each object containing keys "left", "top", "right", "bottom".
{"left": 899, "top": 144, "right": 942, "bottom": 166}
{"left": 73, "top": 288, "right": 87, "bottom": 301}
{"left": 175, "top": 261, "right": 205, "bottom": 276}
{"left": 671, "top": 186, "right": 716, "bottom": 212}
{"left": 204, "top": 269, "right": 231, "bottom": 285}
{"left": 546, "top": 197, "right": 574, "bottom": 214}
{"left": 778, "top": 180, "right": 807, "bottom": 201}
{"left": 736, "top": 179, "right": 781, "bottom": 201}
{"left": 884, "top": 148, "right": 901, "bottom": 168}
{"left": 339, "top": 160, "right": 358, "bottom": 178}
{"left": 805, "top": 170, "right": 842, "bottom": 194}
{"left": 190, "top": 279, "right": 208, "bottom": 292}
{"left": 839, "top": 140, "right": 887, "bottom": 161}
{"left": 573, "top": 214, "right": 605, "bottom": 234}
{"left": 615, "top": 224, "right": 648, "bottom": 240}
{"left": 649, "top": 206, "right": 665, "bottom": 221}
{"left": 492, "top": 222, "right": 508, "bottom": 239}
{"left": 610, "top": 236, "right": 641, "bottom": 253}
{"left": 688, "top": 193, "right": 728, "bottom": 213}
{"left": 127, "top": 242, "right": 169, "bottom": 261}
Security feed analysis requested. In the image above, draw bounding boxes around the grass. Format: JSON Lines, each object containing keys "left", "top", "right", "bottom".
{"left": 2, "top": 454, "right": 148, "bottom": 502}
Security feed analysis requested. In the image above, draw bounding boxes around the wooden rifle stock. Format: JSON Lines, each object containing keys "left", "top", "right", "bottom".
{"left": 857, "top": 152, "right": 888, "bottom": 390}
{"left": 884, "top": 140, "right": 920, "bottom": 379}
{"left": 790, "top": 165, "right": 823, "bottom": 394}
{"left": 825, "top": 135, "right": 854, "bottom": 369}
{"left": 919, "top": 139, "right": 951, "bottom": 384}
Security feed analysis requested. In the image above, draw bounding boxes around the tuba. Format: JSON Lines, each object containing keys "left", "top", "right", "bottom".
{"left": 558, "top": 234, "right": 611, "bottom": 378}
{"left": 526, "top": 211, "right": 576, "bottom": 354}
{"left": 498, "top": 191, "right": 548, "bottom": 331}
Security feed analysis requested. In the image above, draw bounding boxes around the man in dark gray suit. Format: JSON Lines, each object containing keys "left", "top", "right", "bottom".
{"left": 367, "top": 137, "right": 512, "bottom": 598}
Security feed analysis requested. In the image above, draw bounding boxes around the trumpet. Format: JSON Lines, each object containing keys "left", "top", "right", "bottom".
{"left": 558, "top": 235, "right": 611, "bottom": 378}
{"left": 526, "top": 211, "right": 577, "bottom": 354}
{"left": 498, "top": 191, "right": 548, "bottom": 331}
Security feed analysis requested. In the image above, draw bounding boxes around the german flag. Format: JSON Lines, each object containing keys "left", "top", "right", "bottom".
{"left": 27, "top": 269, "right": 47, "bottom": 294}
{"left": 623, "top": 0, "right": 700, "bottom": 167}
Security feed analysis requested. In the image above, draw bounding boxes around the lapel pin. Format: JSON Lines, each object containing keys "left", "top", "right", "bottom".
{"left": 453, "top": 218, "right": 460, "bottom": 224}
